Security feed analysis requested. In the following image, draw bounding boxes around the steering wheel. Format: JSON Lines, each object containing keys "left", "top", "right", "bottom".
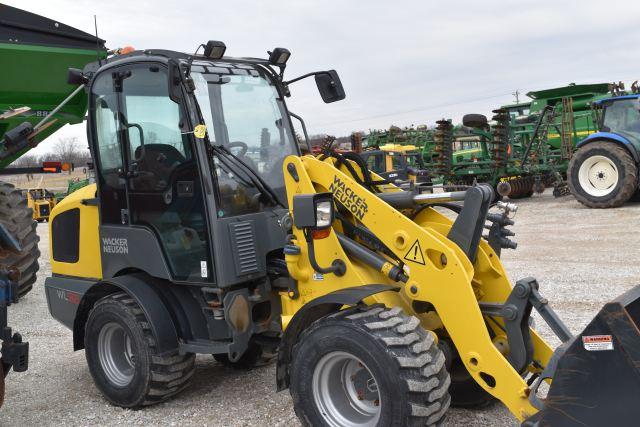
{"left": 228, "top": 141, "right": 248, "bottom": 157}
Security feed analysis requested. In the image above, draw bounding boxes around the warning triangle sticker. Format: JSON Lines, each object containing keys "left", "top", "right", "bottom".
{"left": 403, "top": 239, "right": 425, "bottom": 265}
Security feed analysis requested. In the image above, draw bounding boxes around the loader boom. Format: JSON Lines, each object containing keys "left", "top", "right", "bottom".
{"left": 281, "top": 155, "right": 556, "bottom": 420}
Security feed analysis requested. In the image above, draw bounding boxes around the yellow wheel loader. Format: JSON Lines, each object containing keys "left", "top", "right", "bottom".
{"left": 24, "top": 188, "right": 56, "bottom": 222}
{"left": 44, "top": 42, "right": 640, "bottom": 426}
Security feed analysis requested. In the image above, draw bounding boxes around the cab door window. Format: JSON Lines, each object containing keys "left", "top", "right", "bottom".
{"left": 119, "top": 65, "right": 211, "bottom": 282}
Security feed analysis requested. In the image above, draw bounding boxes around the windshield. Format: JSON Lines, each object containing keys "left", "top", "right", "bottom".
{"left": 192, "top": 65, "right": 297, "bottom": 215}
{"left": 603, "top": 99, "right": 640, "bottom": 143}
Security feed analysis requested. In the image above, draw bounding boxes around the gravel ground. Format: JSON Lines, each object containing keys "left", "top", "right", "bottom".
{"left": 3, "top": 191, "right": 640, "bottom": 426}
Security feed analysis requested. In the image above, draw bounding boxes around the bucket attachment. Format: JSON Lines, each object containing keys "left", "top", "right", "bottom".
{"left": 524, "top": 285, "right": 640, "bottom": 426}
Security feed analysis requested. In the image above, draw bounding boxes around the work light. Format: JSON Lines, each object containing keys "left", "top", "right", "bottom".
{"left": 315, "top": 200, "right": 333, "bottom": 228}
{"left": 268, "top": 47, "right": 291, "bottom": 65}
{"left": 203, "top": 40, "right": 226, "bottom": 59}
{"left": 292, "top": 193, "right": 334, "bottom": 230}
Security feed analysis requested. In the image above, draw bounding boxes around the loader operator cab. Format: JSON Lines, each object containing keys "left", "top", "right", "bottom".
{"left": 85, "top": 46, "right": 342, "bottom": 285}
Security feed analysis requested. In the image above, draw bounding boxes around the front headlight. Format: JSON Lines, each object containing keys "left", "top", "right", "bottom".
{"left": 315, "top": 200, "right": 333, "bottom": 228}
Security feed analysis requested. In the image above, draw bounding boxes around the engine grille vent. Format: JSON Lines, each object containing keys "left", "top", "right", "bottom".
{"left": 229, "top": 221, "right": 259, "bottom": 275}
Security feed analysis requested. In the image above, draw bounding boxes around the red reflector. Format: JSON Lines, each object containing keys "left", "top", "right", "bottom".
{"left": 66, "top": 292, "right": 81, "bottom": 305}
{"left": 312, "top": 229, "right": 331, "bottom": 239}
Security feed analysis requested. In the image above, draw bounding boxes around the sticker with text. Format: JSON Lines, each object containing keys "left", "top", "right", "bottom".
{"left": 582, "top": 335, "right": 613, "bottom": 351}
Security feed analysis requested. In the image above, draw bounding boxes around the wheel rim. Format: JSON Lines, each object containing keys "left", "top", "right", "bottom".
{"left": 97, "top": 322, "right": 136, "bottom": 387}
{"left": 312, "top": 351, "right": 381, "bottom": 427}
{"left": 577, "top": 155, "right": 619, "bottom": 197}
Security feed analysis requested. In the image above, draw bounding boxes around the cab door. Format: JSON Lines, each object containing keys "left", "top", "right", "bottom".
{"left": 91, "top": 63, "right": 214, "bottom": 283}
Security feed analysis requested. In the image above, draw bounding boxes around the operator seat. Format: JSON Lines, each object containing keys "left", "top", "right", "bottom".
{"left": 132, "top": 143, "right": 186, "bottom": 191}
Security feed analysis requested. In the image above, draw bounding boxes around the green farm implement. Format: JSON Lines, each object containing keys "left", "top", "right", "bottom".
{"left": 0, "top": 3, "right": 105, "bottom": 404}
{"left": 423, "top": 83, "right": 619, "bottom": 198}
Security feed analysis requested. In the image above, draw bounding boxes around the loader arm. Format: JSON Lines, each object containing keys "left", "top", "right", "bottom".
{"left": 282, "top": 154, "right": 555, "bottom": 421}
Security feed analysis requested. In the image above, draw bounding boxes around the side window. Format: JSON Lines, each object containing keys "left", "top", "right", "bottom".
{"left": 122, "top": 68, "right": 191, "bottom": 193}
{"left": 92, "top": 73, "right": 125, "bottom": 224}
{"left": 366, "top": 153, "right": 384, "bottom": 173}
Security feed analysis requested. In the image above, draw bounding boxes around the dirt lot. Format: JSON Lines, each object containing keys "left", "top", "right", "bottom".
{"left": 3, "top": 191, "right": 640, "bottom": 426}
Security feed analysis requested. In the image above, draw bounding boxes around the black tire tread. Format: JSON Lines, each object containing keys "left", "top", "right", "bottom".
{"left": 0, "top": 181, "right": 40, "bottom": 298}
{"left": 568, "top": 142, "right": 638, "bottom": 208}
{"left": 294, "top": 305, "right": 451, "bottom": 426}
{"left": 92, "top": 292, "right": 195, "bottom": 406}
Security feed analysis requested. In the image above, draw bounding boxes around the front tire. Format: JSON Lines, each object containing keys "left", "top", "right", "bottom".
{"left": 85, "top": 292, "right": 195, "bottom": 407}
{"left": 568, "top": 142, "right": 638, "bottom": 208}
{"left": 290, "top": 306, "right": 451, "bottom": 426}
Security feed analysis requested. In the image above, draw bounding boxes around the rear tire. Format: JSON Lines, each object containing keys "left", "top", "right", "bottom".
{"left": 290, "top": 305, "right": 451, "bottom": 426}
{"left": 568, "top": 142, "right": 638, "bottom": 208}
{"left": 0, "top": 182, "right": 40, "bottom": 299}
{"left": 85, "top": 292, "right": 195, "bottom": 407}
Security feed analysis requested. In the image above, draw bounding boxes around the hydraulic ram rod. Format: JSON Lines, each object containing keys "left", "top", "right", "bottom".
{"left": 377, "top": 190, "right": 467, "bottom": 209}
{"left": 336, "top": 233, "right": 408, "bottom": 283}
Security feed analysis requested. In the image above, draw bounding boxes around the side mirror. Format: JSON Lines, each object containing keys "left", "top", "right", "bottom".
{"left": 67, "top": 68, "right": 88, "bottom": 85}
{"left": 315, "top": 70, "right": 345, "bottom": 103}
{"left": 462, "top": 113, "right": 488, "bottom": 128}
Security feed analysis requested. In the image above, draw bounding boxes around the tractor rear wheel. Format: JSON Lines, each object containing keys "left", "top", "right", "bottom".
{"left": 568, "top": 142, "right": 638, "bottom": 208}
{"left": 85, "top": 292, "right": 195, "bottom": 407}
{"left": 0, "top": 182, "right": 40, "bottom": 299}
{"left": 290, "top": 305, "right": 451, "bottom": 426}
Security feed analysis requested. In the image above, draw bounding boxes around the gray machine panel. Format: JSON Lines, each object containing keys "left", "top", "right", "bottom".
{"left": 45, "top": 276, "right": 96, "bottom": 330}
{"left": 100, "top": 225, "right": 172, "bottom": 280}
{"left": 212, "top": 209, "right": 288, "bottom": 287}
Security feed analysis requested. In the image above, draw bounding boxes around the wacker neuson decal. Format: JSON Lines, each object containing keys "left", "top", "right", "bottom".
{"left": 329, "top": 175, "right": 368, "bottom": 220}
{"left": 102, "top": 237, "right": 129, "bottom": 254}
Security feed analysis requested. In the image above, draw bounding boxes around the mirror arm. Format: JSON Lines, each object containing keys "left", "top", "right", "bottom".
{"left": 284, "top": 71, "right": 323, "bottom": 86}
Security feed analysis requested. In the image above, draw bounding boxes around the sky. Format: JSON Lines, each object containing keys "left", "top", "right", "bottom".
{"left": 7, "top": 0, "right": 640, "bottom": 156}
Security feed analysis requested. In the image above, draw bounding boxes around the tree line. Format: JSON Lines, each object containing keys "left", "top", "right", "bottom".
{"left": 11, "top": 137, "right": 92, "bottom": 169}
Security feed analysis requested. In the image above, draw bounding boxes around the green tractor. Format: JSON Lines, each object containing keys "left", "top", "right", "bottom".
{"left": 0, "top": 4, "right": 105, "bottom": 403}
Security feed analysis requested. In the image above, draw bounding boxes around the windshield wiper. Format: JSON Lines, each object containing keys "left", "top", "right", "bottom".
{"left": 212, "top": 144, "right": 285, "bottom": 208}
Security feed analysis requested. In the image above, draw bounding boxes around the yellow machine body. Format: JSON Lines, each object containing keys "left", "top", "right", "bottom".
{"left": 281, "top": 154, "right": 554, "bottom": 421}
{"left": 48, "top": 183, "right": 102, "bottom": 280}
{"left": 25, "top": 188, "right": 57, "bottom": 221}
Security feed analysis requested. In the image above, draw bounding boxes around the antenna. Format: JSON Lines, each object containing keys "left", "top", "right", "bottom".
{"left": 94, "top": 15, "right": 102, "bottom": 66}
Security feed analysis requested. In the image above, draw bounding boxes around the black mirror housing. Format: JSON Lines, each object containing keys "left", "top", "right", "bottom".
{"left": 67, "top": 68, "right": 88, "bottom": 85}
{"left": 315, "top": 70, "right": 345, "bottom": 103}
